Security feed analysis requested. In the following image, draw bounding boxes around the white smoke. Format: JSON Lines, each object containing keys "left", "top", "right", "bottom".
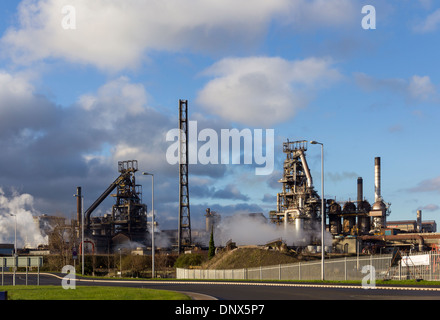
{"left": 113, "top": 214, "right": 171, "bottom": 251}
{"left": 214, "top": 214, "right": 332, "bottom": 247}
{"left": 147, "top": 210, "right": 171, "bottom": 249}
{"left": 0, "top": 188, "right": 48, "bottom": 248}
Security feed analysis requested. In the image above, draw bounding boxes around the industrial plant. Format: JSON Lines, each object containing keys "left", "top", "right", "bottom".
{"left": 2, "top": 100, "right": 439, "bottom": 266}
{"left": 265, "top": 139, "right": 438, "bottom": 254}
{"left": 64, "top": 100, "right": 438, "bottom": 257}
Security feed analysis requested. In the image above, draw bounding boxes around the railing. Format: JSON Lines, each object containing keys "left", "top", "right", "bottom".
{"left": 177, "top": 252, "right": 440, "bottom": 281}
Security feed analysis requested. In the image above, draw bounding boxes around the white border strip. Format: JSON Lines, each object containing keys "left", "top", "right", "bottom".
{"left": 40, "top": 273, "right": 440, "bottom": 292}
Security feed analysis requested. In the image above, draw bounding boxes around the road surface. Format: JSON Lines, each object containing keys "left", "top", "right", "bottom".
{"left": 2, "top": 272, "right": 440, "bottom": 300}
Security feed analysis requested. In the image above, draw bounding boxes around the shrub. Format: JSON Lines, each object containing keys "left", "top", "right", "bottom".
{"left": 173, "top": 253, "right": 204, "bottom": 268}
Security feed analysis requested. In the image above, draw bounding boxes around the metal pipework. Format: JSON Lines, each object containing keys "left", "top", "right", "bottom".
{"left": 299, "top": 150, "right": 313, "bottom": 188}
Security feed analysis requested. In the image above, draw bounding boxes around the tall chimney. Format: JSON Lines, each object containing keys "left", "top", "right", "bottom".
{"left": 374, "top": 157, "right": 381, "bottom": 202}
{"left": 417, "top": 210, "right": 422, "bottom": 232}
{"left": 76, "top": 187, "right": 82, "bottom": 227}
{"left": 357, "top": 177, "right": 363, "bottom": 204}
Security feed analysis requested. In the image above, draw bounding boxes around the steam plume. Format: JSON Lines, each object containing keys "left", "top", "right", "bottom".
{"left": 0, "top": 188, "right": 48, "bottom": 248}
{"left": 214, "top": 214, "right": 332, "bottom": 247}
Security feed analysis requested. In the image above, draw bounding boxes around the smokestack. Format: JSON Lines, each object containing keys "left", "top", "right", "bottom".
{"left": 205, "top": 208, "right": 212, "bottom": 233}
{"left": 374, "top": 157, "right": 381, "bottom": 202}
{"left": 417, "top": 210, "right": 422, "bottom": 232}
{"left": 357, "top": 177, "right": 363, "bottom": 204}
{"left": 76, "top": 187, "right": 82, "bottom": 227}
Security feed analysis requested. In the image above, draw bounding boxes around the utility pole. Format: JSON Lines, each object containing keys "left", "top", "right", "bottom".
{"left": 310, "top": 140, "right": 325, "bottom": 281}
{"left": 142, "top": 172, "right": 155, "bottom": 278}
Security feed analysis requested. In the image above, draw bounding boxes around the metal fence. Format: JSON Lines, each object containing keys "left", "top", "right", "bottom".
{"left": 177, "top": 252, "right": 440, "bottom": 281}
{"left": 1, "top": 256, "right": 44, "bottom": 286}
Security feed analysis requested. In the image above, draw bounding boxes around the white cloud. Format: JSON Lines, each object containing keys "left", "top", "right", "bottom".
{"left": 1, "top": 0, "right": 287, "bottom": 71}
{"left": 0, "top": 70, "right": 57, "bottom": 138}
{"left": 1, "top": 0, "right": 359, "bottom": 71}
{"left": 196, "top": 56, "right": 341, "bottom": 127}
{"left": 413, "top": 8, "right": 440, "bottom": 33}
{"left": 354, "top": 73, "right": 437, "bottom": 102}
{"left": 0, "top": 71, "right": 34, "bottom": 98}
{"left": 285, "top": 0, "right": 357, "bottom": 29}
{"left": 408, "top": 75, "right": 436, "bottom": 101}
{"left": 0, "top": 71, "right": 179, "bottom": 214}
{"left": 77, "top": 76, "right": 148, "bottom": 130}
{"left": 354, "top": 72, "right": 406, "bottom": 93}
{"left": 410, "top": 176, "right": 440, "bottom": 193}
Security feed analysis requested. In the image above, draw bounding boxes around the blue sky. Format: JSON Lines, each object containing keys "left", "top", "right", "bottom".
{"left": 0, "top": 0, "right": 439, "bottom": 235}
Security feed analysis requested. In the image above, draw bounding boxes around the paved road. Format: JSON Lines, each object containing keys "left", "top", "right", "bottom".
{"left": 3, "top": 272, "right": 440, "bottom": 300}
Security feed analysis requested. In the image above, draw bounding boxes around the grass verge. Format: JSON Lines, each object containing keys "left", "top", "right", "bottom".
{"left": 1, "top": 285, "right": 191, "bottom": 300}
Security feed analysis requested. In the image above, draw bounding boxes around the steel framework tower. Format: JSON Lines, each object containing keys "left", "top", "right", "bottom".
{"left": 178, "top": 99, "right": 191, "bottom": 253}
{"left": 269, "top": 140, "right": 321, "bottom": 238}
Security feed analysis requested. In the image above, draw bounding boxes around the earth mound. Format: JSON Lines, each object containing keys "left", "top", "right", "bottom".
{"left": 201, "top": 246, "right": 311, "bottom": 270}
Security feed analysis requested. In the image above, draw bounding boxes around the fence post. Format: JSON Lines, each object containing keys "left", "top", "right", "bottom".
{"left": 26, "top": 257, "right": 29, "bottom": 286}
{"left": 399, "top": 260, "right": 401, "bottom": 280}
{"left": 1, "top": 258, "right": 4, "bottom": 286}
{"left": 429, "top": 252, "right": 432, "bottom": 281}
{"left": 344, "top": 257, "right": 347, "bottom": 281}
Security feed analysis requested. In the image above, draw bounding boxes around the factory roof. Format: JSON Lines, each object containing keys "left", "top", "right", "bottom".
{"left": 387, "top": 220, "right": 417, "bottom": 225}
{"left": 387, "top": 220, "right": 436, "bottom": 225}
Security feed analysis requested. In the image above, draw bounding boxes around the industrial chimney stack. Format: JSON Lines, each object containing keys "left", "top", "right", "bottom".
{"left": 417, "top": 210, "right": 422, "bottom": 232}
{"left": 374, "top": 157, "right": 381, "bottom": 202}
{"left": 357, "top": 177, "right": 363, "bottom": 204}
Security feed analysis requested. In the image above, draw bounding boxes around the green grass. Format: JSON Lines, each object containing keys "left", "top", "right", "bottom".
{"left": 1, "top": 285, "right": 191, "bottom": 300}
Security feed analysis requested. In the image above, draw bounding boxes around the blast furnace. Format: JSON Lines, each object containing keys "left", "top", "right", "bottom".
{"left": 77, "top": 160, "right": 149, "bottom": 253}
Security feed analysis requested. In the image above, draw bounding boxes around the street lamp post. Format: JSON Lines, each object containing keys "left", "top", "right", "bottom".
{"left": 310, "top": 140, "right": 325, "bottom": 281}
{"left": 142, "top": 172, "right": 155, "bottom": 279}
{"left": 118, "top": 248, "right": 122, "bottom": 278}
{"left": 73, "top": 193, "right": 84, "bottom": 276}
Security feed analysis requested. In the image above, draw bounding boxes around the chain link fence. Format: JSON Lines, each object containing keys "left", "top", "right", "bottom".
{"left": 177, "top": 252, "right": 440, "bottom": 281}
